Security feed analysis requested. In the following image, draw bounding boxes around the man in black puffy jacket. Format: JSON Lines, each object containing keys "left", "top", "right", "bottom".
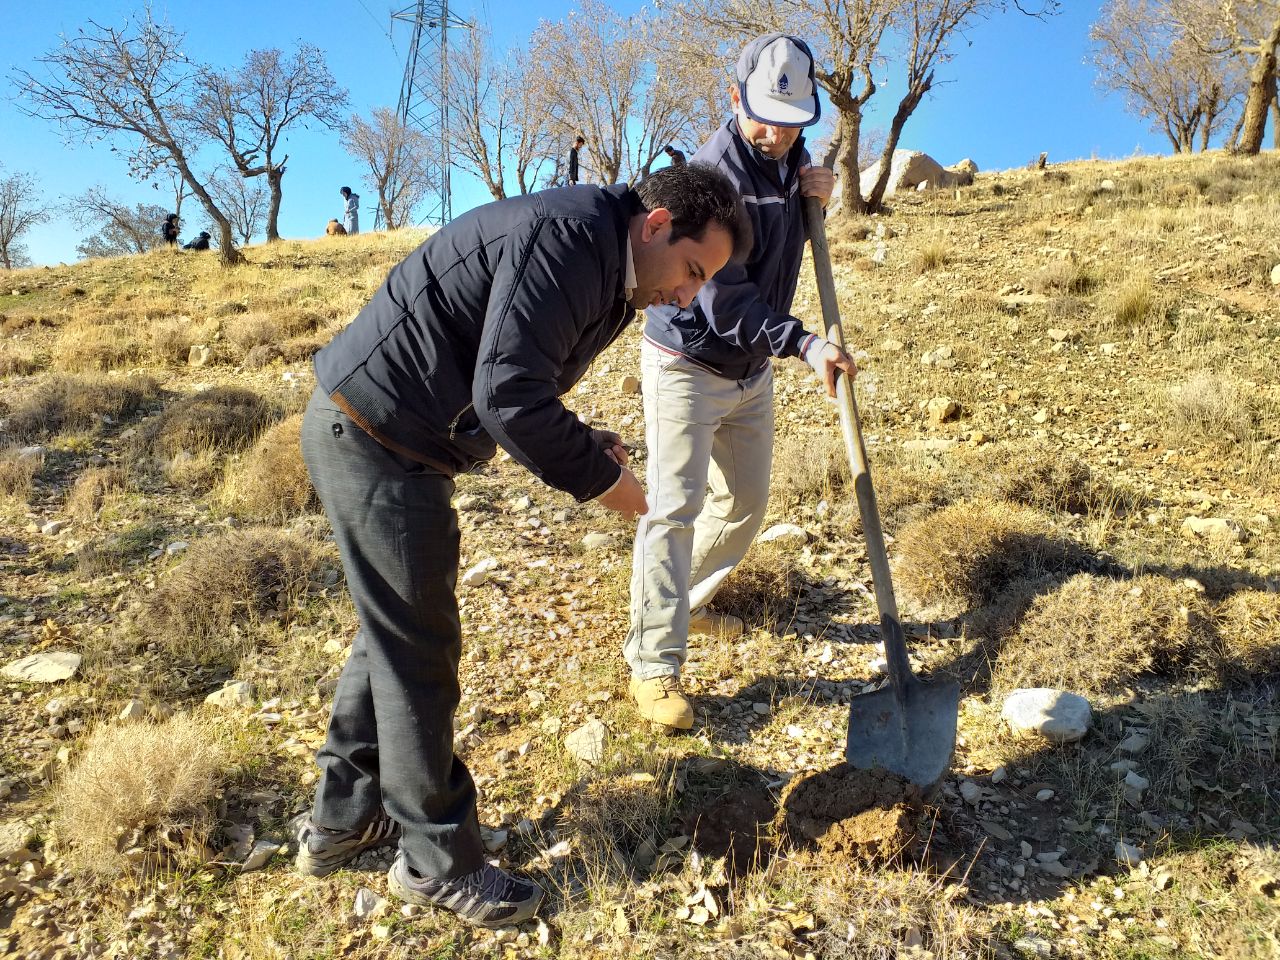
{"left": 292, "top": 163, "right": 749, "bottom": 929}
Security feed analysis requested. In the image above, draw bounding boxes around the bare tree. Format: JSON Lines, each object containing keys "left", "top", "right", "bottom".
{"left": 193, "top": 45, "right": 348, "bottom": 241}
{"left": 674, "top": 0, "right": 1059, "bottom": 216}
{"left": 529, "top": 0, "right": 720, "bottom": 184}
{"left": 448, "top": 28, "right": 512, "bottom": 200}
{"left": 207, "top": 172, "right": 269, "bottom": 245}
{"left": 1091, "top": 0, "right": 1242, "bottom": 152}
{"left": 1221, "top": 0, "right": 1280, "bottom": 154}
{"left": 345, "top": 108, "right": 434, "bottom": 229}
{"left": 0, "top": 167, "right": 49, "bottom": 270}
{"left": 14, "top": 11, "right": 244, "bottom": 264}
{"left": 67, "top": 186, "right": 168, "bottom": 258}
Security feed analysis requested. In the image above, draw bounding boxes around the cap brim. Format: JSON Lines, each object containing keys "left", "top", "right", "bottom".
{"left": 739, "top": 79, "right": 819, "bottom": 128}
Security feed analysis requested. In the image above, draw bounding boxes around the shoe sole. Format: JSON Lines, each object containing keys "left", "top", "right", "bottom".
{"left": 387, "top": 861, "right": 544, "bottom": 929}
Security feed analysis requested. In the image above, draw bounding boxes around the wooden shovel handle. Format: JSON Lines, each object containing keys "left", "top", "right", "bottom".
{"left": 802, "top": 197, "right": 914, "bottom": 694}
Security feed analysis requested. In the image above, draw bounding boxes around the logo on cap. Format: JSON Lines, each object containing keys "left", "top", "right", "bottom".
{"left": 777, "top": 73, "right": 790, "bottom": 95}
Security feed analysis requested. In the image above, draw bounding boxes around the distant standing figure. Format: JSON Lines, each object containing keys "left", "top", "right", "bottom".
{"left": 327, "top": 219, "right": 347, "bottom": 237}
{"left": 340, "top": 186, "right": 360, "bottom": 235}
{"left": 183, "top": 231, "right": 211, "bottom": 251}
{"left": 568, "top": 136, "right": 585, "bottom": 185}
{"left": 664, "top": 145, "right": 686, "bottom": 167}
{"left": 161, "top": 214, "right": 180, "bottom": 247}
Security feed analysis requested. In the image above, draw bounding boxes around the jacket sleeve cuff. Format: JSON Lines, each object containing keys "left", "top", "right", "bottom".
{"left": 578, "top": 460, "right": 623, "bottom": 503}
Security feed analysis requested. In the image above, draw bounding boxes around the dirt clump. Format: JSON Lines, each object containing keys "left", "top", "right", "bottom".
{"left": 684, "top": 784, "right": 778, "bottom": 877}
{"left": 778, "top": 765, "right": 923, "bottom": 862}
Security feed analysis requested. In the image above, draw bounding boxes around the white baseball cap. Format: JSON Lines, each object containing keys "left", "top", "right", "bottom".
{"left": 736, "top": 34, "right": 820, "bottom": 128}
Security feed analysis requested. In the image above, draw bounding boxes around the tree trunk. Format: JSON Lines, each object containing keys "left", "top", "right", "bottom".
{"left": 1272, "top": 94, "right": 1280, "bottom": 149}
{"left": 1236, "top": 15, "right": 1280, "bottom": 155}
{"left": 865, "top": 72, "right": 934, "bottom": 213}
{"left": 830, "top": 108, "right": 865, "bottom": 219}
{"left": 265, "top": 168, "right": 284, "bottom": 242}
{"left": 174, "top": 156, "right": 244, "bottom": 266}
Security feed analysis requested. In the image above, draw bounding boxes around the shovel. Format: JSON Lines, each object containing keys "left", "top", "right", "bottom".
{"left": 803, "top": 197, "right": 960, "bottom": 792}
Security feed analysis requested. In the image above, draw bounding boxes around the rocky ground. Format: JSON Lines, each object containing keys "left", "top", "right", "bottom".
{"left": 1, "top": 151, "right": 1279, "bottom": 959}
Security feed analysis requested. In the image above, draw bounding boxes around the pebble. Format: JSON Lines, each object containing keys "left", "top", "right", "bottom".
{"left": 41, "top": 520, "right": 70, "bottom": 536}
{"left": 1115, "top": 840, "right": 1145, "bottom": 865}
{"left": 1035, "top": 788, "right": 1055, "bottom": 802}
{"left": 959, "top": 780, "right": 983, "bottom": 805}
{"left": 204, "top": 680, "right": 254, "bottom": 709}
{"left": 580, "top": 532, "right": 613, "bottom": 551}
{"left": 564, "top": 719, "right": 609, "bottom": 765}
{"left": 758, "top": 523, "right": 808, "bottom": 545}
{"left": 1002, "top": 688, "right": 1092, "bottom": 743}
{"left": 461, "top": 557, "right": 499, "bottom": 587}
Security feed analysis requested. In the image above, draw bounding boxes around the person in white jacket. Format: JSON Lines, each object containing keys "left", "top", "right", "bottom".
{"left": 339, "top": 186, "right": 360, "bottom": 235}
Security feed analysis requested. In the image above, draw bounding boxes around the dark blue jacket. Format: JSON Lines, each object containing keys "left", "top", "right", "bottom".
{"left": 313, "top": 184, "right": 638, "bottom": 501}
{"left": 644, "top": 120, "right": 812, "bottom": 380}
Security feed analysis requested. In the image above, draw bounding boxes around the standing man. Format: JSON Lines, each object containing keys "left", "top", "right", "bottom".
{"left": 568, "top": 135, "right": 585, "bottom": 185}
{"left": 293, "top": 164, "right": 749, "bottom": 928}
{"left": 160, "top": 213, "right": 179, "bottom": 247}
{"left": 664, "top": 144, "right": 687, "bottom": 167}
{"left": 625, "top": 34, "right": 856, "bottom": 730}
{"left": 339, "top": 185, "right": 360, "bottom": 235}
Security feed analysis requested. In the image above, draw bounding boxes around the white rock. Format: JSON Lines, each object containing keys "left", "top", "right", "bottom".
{"left": 188, "top": 344, "right": 212, "bottom": 367}
{"left": 205, "top": 680, "right": 254, "bottom": 709}
{"left": 580, "top": 532, "right": 613, "bottom": 551}
{"left": 758, "top": 523, "right": 808, "bottom": 546}
{"left": 18, "top": 445, "right": 46, "bottom": 459}
{"left": 0, "top": 820, "right": 37, "bottom": 860}
{"left": 353, "top": 887, "right": 387, "bottom": 918}
{"left": 1035, "top": 789, "right": 1056, "bottom": 802}
{"left": 1099, "top": 179, "right": 1116, "bottom": 192}
{"left": 1270, "top": 263, "right": 1280, "bottom": 286}
{"left": 1114, "top": 840, "right": 1144, "bottom": 865}
{"left": 165, "top": 541, "right": 189, "bottom": 555}
{"left": 1181, "top": 516, "right": 1244, "bottom": 543}
{"left": 1013, "top": 934, "right": 1053, "bottom": 957}
{"left": 44, "top": 698, "right": 67, "bottom": 717}
{"left": 461, "top": 557, "right": 499, "bottom": 587}
{"left": 1123, "top": 770, "right": 1150, "bottom": 793}
{"left": 482, "top": 828, "right": 509, "bottom": 853}
{"left": 1001, "top": 688, "right": 1092, "bottom": 744}
{"left": 1100, "top": 342, "right": 1118, "bottom": 355}
{"left": 2, "top": 651, "right": 82, "bottom": 684}
{"left": 41, "top": 520, "right": 70, "bottom": 536}
{"left": 926, "top": 396, "right": 959, "bottom": 426}
{"left": 959, "top": 780, "right": 983, "bottom": 805}
{"left": 119, "top": 699, "right": 147, "bottom": 721}
{"left": 1118, "top": 732, "right": 1149, "bottom": 754}
{"left": 240, "top": 839, "right": 282, "bottom": 872}
{"left": 991, "top": 766, "right": 1007, "bottom": 784}
{"left": 564, "top": 719, "right": 609, "bottom": 765}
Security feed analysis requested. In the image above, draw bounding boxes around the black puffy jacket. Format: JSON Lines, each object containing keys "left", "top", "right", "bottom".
{"left": 313, "top": 184, "right": 638, "bottom": 501}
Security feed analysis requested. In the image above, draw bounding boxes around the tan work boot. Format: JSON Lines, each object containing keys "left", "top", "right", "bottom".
{"left": 630, "top": 675, "right": 694, "bottom": 730}
{"left": 689, "top": 607, "right": 744, "bottom": 639}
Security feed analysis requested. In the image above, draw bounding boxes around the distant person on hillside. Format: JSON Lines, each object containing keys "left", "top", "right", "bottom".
{"left": 568, "top": 136, "right": 585, "bottom": 185}
{"left": 161, "top": 214, "right": 180, "bottom": 247}
{"left": 182, "top": 231, "right": 211, "bottom": 251}
{"left": 326, "top": 219, "right": 347, "bottom": 237}
{"left": 340, "top": 186, "right": 360, "bottom": 235}
{"left": 290, "top": 164, "right": 748, "bottom": 929}
{"left": 664, "top": 144, "right": 686, "bottom": 167}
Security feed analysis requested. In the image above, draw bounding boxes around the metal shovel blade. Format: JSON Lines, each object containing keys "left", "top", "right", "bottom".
{"left": 846, "top": 674, "right": 961, "bottom": 792}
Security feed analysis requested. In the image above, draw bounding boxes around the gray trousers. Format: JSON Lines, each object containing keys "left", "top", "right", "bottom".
{"left": 300, "top": 388, "right": 484, "bottom": 879}
{"left": 624, "top": 341, "right": 774, "bottom": 679}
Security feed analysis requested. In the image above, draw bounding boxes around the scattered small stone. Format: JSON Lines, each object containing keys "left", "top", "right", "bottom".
{"left": 1118, "top": 732, "right": 1149, "bottom": 754}
{"left": 1181, "top": 516, "right": 1244, "bottom": 543}
{"left": 482, "top": 828, "right": 509, "bottom": 853}
{"left": 119, "top": 699, "right": 147, "bottom": 721}
{"left": 18, "top": 445, "right": 46, "bottom": 459}
{"left": 1001, "top": 688, "right": 1092, "bottom": 744}
{"left": 1270, "top": 263, "right": 1280, "bottom": 286}
{"left": 1101, "top": 342, "right": 1118, "bottom": 355}
{"left": 902, "top": 438, "right": 959, "bottom": 453}
{"left": 751, "top": 702, "right": 771, "bottom": 716}
{"left": 204, "top": 680, "right": 254, "bottom": 709}
{"left": 564, "top": 719, "right": 609, "bottom": 765}
{"left": 240, "top": 840, "right": 282, "bottom": 872}
{"left": 1031, "top": 407, "right": 1052, "bottom": 424}
{"left": 188, "top": 345, "right": 212, "bottom": 367}
{"left": 980, "top": 820, "right": 1013, "bottom": 841}
{"left": 1013, "top": 934, "right": 1053, "bottom": 957}
{"left": 1046, "top": 328, "right": 1073, "bottom": 342}
{"left": 2, "top": 651, "right": 82, "bottom": 683}
{"left": 353, "top": 887, "right": 387, "bottom": 919}
{"left": 1099, "top": 179, "right": 1116, "bottom": 192}
{"left": 1115, "top": 840, "right": 1145, "bottom": 865}
{"left": 165, "top": 541, "right": 189, "bottom": 556}
{"left": 580, "top": 532, "right": 613, "bottom": 551}
{"left": 461, "top": 557, "right": 499, "bottom": 587}
{"left": 1035, "top": 788, "right": 1056, "bottom": 802}
{"left": 619, "top": 375, "right": 641, "bottom": 395}
{"left": 758, "top": 523, "right": 808, "bottom": 546}
{"left": 926, "top": 396, "right": 959, "bottom": 426}
{"left": 959, "top": 780, "right": 983, "bottom": 805}
{"left": 41, "top": 519, "right": 70, "bottom": 536}
{"left": 991, "top": 766, "right": 1007, "bottom": 784}
{"left": 881, "top": 338, "right": 905, "bottom": 353}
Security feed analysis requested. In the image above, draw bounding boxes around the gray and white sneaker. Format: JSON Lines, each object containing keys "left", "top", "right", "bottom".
{"left": 387, "top": 851, "right": 544, "bottom": 928}
{"left": 294, "top": 811, "right": 401, "bottom": 877}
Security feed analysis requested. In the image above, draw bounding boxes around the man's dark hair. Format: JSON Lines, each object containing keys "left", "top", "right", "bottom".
{"left": 340, "top": 186, "right": 351, "bottom": 196}
{"left": 574, "top": 136, "right": 585, "bottom": 145}
{"left": 664, "top": 145, "right": 674, "bottom": 154}
{"left": 635, "top": 162, "right": 752, "bottom": 263}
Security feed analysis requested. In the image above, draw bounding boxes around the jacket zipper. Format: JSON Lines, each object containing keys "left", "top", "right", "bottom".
{"left": 448, "top": 403, "right": 474, "bottom": 440}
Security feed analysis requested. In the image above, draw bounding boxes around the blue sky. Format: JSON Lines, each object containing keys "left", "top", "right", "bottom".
{"left": 2, "top": 1, "right": 1197, "bottom": 266}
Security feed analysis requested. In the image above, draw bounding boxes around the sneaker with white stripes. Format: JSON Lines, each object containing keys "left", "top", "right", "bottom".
{"left": 293, "top": 811, "right": 401, "bottom": 877}
{"left": 387, "top": 851, "right": 544, "bottom": 928}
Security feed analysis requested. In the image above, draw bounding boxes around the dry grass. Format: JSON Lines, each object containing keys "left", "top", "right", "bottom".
{"left": 1168, "top": 371, "right": 1256, "bottom": 447}
{"left": 713, "top": 541, "right": 808, "bottom": 630}
{"left": 911, "top": 239, "right": 951, "bottom": 274}
{"left": 896, "top": 500, "right": 1084, "bottom": 614}
{"left": 991, "top": 573, "right": 1213, "bottom": 695}
{"left": 1030, "top": 258, "right": 1094, "bottom": 295}
{"left": 1213, "top": 590, "right": 1280, "bottom": 679}
{"left": 53, "top": 714, "right": 230, "bottom": 877}
{"left": 217, "top": 414, "right": 316, "bottom": 521}
{"left": 770, "top": 432, "right": 850, "bottom": 510}
{"left": 139, "top": 527, "right": 320, "bottom": 669}
{"left": 66, "top": 465, "right": 128, "bottom": 521}
{"left": 1107, "top": 275, "right": 1164, "bottom": 328}
{"left": 223, "top": 308, "right": 322, "bottom": 357}
{"left": 5, "top": 374, "right": 160, "bottom": 441}
{"left": 0, "top": 344, "right": 42, "bottom": 376}
{"left": 137, "top": 386, "right": 277, "bottom": 459}
{"left": 52, "top": 319, "right": 147, "bottom": 371}
{"left": 971, "top": 444, "right": 1141, "bottom": 517}
{"left": 0, "top": 447, "right": 42, "bottom": 502}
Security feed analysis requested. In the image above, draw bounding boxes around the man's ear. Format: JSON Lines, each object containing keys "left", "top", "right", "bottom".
{"left": 641, "top": 207, "right": 672, "bottom": 243}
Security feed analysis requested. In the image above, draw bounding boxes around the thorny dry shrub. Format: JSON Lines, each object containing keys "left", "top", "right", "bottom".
{"left": 1213, "top": 590, "right": 1280, "bottom": 679}
{"left": 5, "top": 374, "right": 160, "bottom": 441}
{"left": 1168, "top": 372, "right": 1256, "bottom": 447}
{"left": 1107, "top": 275, "right": 1165, "bottom": 328}
{"left": 66, "top": 465, "right": 128, "bottom": 521}
{"left": 991, "top": 573, "right": 1213, "bottom": 696}
{"left": 714, "top": 541, "right": 807, "bottom": 629}
{"left": 217, "top": 415, "right": 316, "bottom": 521}
{"left": 1030, "top": 259, "right": 1094, "bottom": 295}
{"left": 53, "top": 714, "right": 230, "bottom": 877}
{"left": 137, "top": 387, "right": 277, "bottom": 459}
{"left": 0, "top": 447, "right": 42, "bottom": 502}
{"left": 140, "top": 527, "right": 320, "bottom": 669}
{"left": 770, "top": 432, "right": 850, "bottom": 510}
{"left": 224, "top": 308, "right": 323, "bottom": 356}
{"left": 0, "top": 344, "right": 41, "bottom": 376}
{"left": 52, "top": 319, "right": 146, "bottom": 371}
{"left": 896, "top": 500, "right": 1084, "bottom": 614}
{"left": 970, "top": 444, "right": 1142, "bottom": 517}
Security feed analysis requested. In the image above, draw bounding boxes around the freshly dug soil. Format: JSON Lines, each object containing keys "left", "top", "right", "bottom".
{"left": 777, "top": 765, "right": 924, "bottom": 862}
{"left": 684, "top": 784, "right": 778, "bottom": 877}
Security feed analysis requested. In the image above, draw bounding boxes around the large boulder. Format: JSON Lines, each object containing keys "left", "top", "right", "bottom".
{"left": 859, "top": 150, "right": 975, "bottom": 198}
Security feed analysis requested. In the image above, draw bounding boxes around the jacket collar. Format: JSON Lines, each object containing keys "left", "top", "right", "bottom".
{"left": 728, "top": 118, "right": 806, "bottom": 193}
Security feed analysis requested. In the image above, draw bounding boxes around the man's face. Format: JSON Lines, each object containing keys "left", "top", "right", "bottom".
{"left": 630, "top": 211, "right": 733, "bottom": 310}
{"left": 731, "top": 86, "right": 801, "bottom": 160}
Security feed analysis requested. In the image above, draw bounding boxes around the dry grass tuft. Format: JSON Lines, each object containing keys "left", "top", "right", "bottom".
{"left": 140, "top": 527, "right": 320, "bottom": 669}
{"left": 896, "top": 501, "right": 1084, "bottom": 613}
{"left": 217, "top": 415, "right": 316, "bottom": 521}
{"left": 66, "top": 466, "right": 128, "bottom": 521}
{"left": 912, "top": 240, "right": 951, "bottom": 274}
{"left": 975, "top": 445, "right": 1141, "bottom": 517}
{"left": 52, "top": 320, "right": 146, "bottom": 371}
{"left": 1168, "top": 372, "right": 1255, "bottom": 447}
{"left": 53, "top": 714, "right": 230, "bottom": 877}
{"left": 770, "top": 432, "right": 850, "bottom": 510}
{"left": 6, "top": 374, "right": 160, "bottom": 441}
{"left": 714, "top": 541, "right": 808, "bottom": 630}
{"left": 1213, "top": 590, "right": 1280, "bottom": 679}
{"left": 1031, "top": 259, "right": 1094, "bottom": 295}
{"left": 1109, "top": 275, "right": 1164, "bottom": 328}
{"left": 0, "top": 345, "right": 42, "bottom": 376}
{"left": 0, "top": 447, "right": 42, "bottom": 502}
{"left": 991, "top": 573, "right": 1213, "bottom": 695}
{"left": 138, "top": 387, "right": 277, "bottom": 458}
